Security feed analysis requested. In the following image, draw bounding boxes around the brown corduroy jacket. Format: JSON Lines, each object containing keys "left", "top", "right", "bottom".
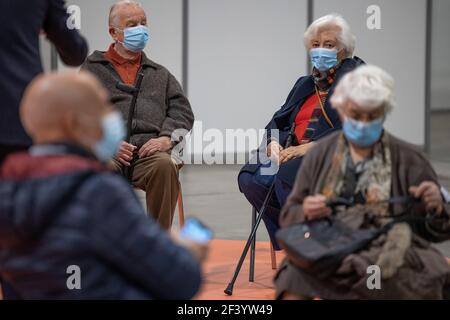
{"left": 276, "top": 131, "right": 450, "bottom": 299}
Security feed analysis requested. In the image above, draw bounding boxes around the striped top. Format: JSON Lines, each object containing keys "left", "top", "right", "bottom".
{"left": 294, "top": 90, "right": 328, "bottom": 144}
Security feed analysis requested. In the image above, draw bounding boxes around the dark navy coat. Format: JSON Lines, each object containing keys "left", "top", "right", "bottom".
{"left": 0, "top": 146, "right": 201, "bottom": 299}
{"left": 0, "top": 0, "right": 88, "bottom": 147}
{"left": 239, "top": 57, "right": 365, "bottom": 187}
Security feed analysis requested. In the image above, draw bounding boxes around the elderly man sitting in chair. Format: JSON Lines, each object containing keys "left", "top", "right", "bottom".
{"left": 82, "top": 0, "right": 194, "bottom": 229}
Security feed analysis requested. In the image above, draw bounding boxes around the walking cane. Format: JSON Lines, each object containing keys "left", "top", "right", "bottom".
{"left": 224, "top": 122, "right": 296, "bottom": 296}
{"left": 115, "top": 72, "right": 144, "bottom": 181}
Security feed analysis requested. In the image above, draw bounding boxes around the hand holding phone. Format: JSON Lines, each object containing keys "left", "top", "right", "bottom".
{"left": 172, "top": 217, "right": 212, "bottom": 263}
{"left": 180, "top": 217, "right": 213, "bottom": 244}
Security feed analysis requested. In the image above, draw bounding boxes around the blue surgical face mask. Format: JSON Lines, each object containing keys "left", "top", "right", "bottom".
{"left": 119, "top": 25, "right": 149, "bottom": 52}
{"left": 93, "top": 111, "right": 125, "bottom": 162}
{"left": 310, "top": 48, "right": 338, "bottom": 72}
{"left": 343, "top": 116, "right": 384, "bottom": 148}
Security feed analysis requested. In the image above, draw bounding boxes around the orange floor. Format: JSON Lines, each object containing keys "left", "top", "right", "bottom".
{"left": 196, "top": 240, "right": 450, "bottom": 300}
{"left": 195, "top": 239, "right": 284, "bottom": 300}
{"left": 0, "top": 239, "right": 281, "bottom": 301}
{"left": 1, "top": 240, "right": 448, "bottom": 300}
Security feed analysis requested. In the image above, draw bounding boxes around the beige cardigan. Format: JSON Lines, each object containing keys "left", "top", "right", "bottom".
{"left": 276, "top": 131, "right": 450, "bottom": 299}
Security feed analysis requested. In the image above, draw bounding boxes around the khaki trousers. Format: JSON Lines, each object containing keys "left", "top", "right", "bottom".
{"left": 112, "top": 152, "right": 179, "bottom": 229}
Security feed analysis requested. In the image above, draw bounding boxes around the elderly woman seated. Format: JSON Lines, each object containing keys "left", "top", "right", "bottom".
{"left": 275, "top": 65, "right": 450, "bottom": 300}
{"left": 238, "top": 14, "right": 364, "bottom": 249}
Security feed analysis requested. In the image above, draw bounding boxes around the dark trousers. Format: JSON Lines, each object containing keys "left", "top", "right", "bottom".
{"left": 0, "top": 144, "right": 27, "bottom": 300}
{"left": 238, "top": 171, "right": 292, "bottom": 250}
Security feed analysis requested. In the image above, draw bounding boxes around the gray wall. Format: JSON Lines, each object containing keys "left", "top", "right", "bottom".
{"left": 430, "top": 0, "right": 450, "bottom": 111}
{"left": 39, "top": 35, "right": 52, "bottom": 72}
{"left": 187, "top": 0, "right": 308, "bottom": 154}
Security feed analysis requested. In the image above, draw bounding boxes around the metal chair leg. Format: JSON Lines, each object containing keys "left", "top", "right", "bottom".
{"left": 250, "top": 207, "right": 277, "bottom": 280}
{"left": 226, "top": 125, "right": 296, "bottom": 295}
{"left": 177, "top": 183, "right": 185, "bottom": 227}
{"left": 175, "top": 164, "right": 185, "bottom": 228}
{"left": 249, "top": 207, "right": 257, "bottom": 282}
{"left": 270, "top": 242, "right": 277, "bottom": 270}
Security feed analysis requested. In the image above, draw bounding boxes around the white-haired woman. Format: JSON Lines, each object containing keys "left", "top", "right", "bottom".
{"left": 275, "top": 65, "right": 450, "bottom": 300}
{"left": 239, "top": 14, "right": 364, "bottom": 250}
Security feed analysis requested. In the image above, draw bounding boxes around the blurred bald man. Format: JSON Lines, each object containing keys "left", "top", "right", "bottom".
{"left": 81, "top": 0, "right": 194, "bottom": 229}
{"left": 0, "top": 72, "right": 204, "bottom": 299}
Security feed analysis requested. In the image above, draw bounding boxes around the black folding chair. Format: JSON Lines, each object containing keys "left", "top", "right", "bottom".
{"left": 249, "top": 206, "right": 277, "bottom": 282}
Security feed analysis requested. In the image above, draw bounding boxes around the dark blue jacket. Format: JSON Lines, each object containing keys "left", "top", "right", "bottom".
{"left": 0, "top": 147, "right": 201, "bottom": 299}
{"left": 0, "top": 0, "right": 88, "bottom": 147}
{"left": 239, "top": 57, "right": 365, "bottom": 187}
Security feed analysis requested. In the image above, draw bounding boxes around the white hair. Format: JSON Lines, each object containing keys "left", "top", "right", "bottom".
{"left": 330, "top": 65, "right": 395, "bottom": 113}
{"left": 109, "top": 0, "right": 144, "bottom": 26}
{"left": 304, "top": 14, "right": 356, "bottom": 58}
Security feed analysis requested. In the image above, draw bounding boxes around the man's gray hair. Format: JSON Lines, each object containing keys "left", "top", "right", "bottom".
{"left": 303, "top": 13, "right": 356, "bottom": 58}
{"left": 109, "top": 0, "right": 143, "bottom": 26}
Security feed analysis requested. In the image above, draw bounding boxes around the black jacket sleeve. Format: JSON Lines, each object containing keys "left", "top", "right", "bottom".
{"left": 85, "top": 173, "right": 202, "bottom": 300}
{"left": 43, "top": 0, "right": 88, "bottom": 66}
{"left": 264, "top": 77, "right": 303, "bottom": 145}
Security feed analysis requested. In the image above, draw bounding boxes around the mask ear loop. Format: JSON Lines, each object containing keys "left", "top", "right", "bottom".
{"left": 334, "top": 43, "right": 348, "bottom": 61}
{"left": 111, "top": 26, "right": 125, "bottom": 46}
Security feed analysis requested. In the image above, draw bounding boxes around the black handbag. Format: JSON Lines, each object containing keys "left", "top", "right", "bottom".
{"left": 276, "top": 218, "right": 384, "bottom": 278}
{"left": 275, "top": 195, "right": 420, "bottom": 279}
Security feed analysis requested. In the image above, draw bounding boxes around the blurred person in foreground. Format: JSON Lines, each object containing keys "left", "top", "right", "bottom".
{"left": 0, "top": 72, "right": 206, "bottom": 300}
{"left": 275, "top": 65, "right": 450, "bottom": 300}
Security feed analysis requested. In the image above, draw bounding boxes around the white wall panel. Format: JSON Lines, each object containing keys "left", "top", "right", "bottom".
{"left": 314, "top": 0, "right": 427, "bottom": 145}
{"left": 188, "top": 0, "right": 309, "bottom": 155}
